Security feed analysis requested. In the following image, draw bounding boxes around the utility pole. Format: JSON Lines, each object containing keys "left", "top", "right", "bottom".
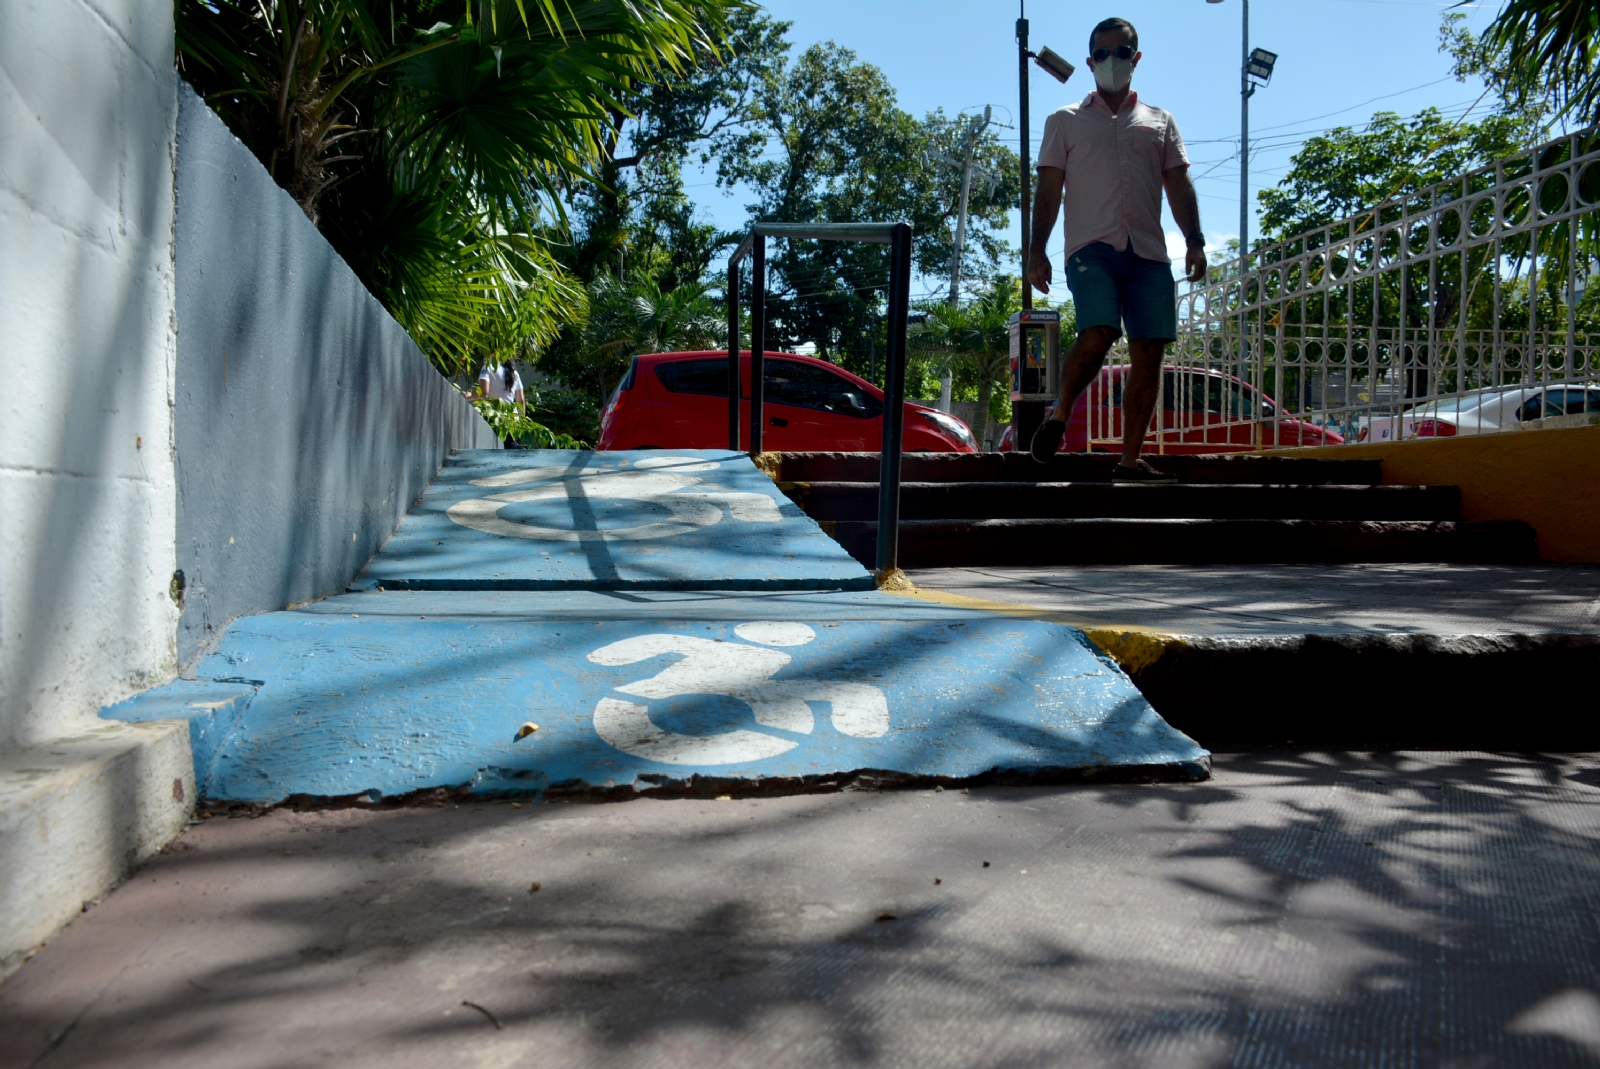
{"left": 947, "top": 107, "right": 992, "bottom": 307}
{"left": 939, "top": 106, "right": 993, "bottom": 413}
{"left": 1018, "top": 3, "right": 1031, "bottom": 312}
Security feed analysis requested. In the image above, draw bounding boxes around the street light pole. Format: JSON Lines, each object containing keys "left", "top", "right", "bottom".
{"left": 1018, "top": 3, "right": 1031, "bottom": 312}
{"left": 1210, "top": 0, "right": 1272, "bottom": 385}
{"left": 1238, "top": 0, "right": 1250, "bottom": 385}
{"left": 1239, "top": 0, "right": 1249, "bottom": 282}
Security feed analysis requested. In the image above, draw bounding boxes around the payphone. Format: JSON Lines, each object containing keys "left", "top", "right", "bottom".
{"left": 1008, "top": 309, "right": 1061, "bottom": 451}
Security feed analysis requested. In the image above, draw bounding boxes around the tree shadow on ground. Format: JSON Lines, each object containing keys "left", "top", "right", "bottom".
{"left": 4, "top": 751, "right": 1600, "bottom": 1068}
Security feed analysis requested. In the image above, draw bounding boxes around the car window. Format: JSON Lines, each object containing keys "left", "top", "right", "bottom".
{"left": 1542, "top": 388, "right": 1600, "bottom": 416}
{"left": 655, "top": 358, "right": 731, "bottom": 397}
{"left": 766, "top": 359, "right": 882, "bottom": 418}
{"left": 1160, "top": 372, "right": 1209, "bottom": 412}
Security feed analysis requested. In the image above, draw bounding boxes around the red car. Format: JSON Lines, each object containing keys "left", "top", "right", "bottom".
{"left": 999, "top": 364, "right": 1344, "bottom": 454}
{"left": 598, "top": 350, "right": 978, "bottom": 452}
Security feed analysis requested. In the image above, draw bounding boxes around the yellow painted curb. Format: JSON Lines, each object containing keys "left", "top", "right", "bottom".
{"left": 1080, "top": 628, "right": 1189, "bottom": 675}
{"left": 874, "top": 568, "right": 917, "bottom": 592}
{"left": 751, "top": 451, "right": 783, "bottom": 481}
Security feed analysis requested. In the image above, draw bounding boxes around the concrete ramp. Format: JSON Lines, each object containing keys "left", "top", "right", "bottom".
{"left": 103, "top": 450, "right": 1210, "bottom": 802}
{"left": 106, "top": 591, "right": 1207, "bottom": 804}
{"left": 357, "top": 450, "right": 873, "bottom": 591}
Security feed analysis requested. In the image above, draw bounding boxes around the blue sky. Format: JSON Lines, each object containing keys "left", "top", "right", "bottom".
{"left": 681, "top": 0, "right": 1500, "bottom": 297}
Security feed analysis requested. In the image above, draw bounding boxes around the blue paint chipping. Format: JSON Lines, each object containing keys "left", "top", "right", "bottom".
{"left": 102, "top": 679, "right": 260, "bottom": 793}
{"left": 104, "top": 592, "right": 1208, "bottom": 803}
{"left": 359, "top": 450, "right": 873, "bottom": 591}
{"left": 101, "top": 449, "right": 1210, "bottom": 801}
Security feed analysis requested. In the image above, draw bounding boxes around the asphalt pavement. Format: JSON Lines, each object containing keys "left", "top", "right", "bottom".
{"left": 6, "top": 751, "right": 1600, "bottom": 1068}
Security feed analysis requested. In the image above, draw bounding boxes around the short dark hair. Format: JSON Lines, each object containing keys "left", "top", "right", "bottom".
{"left": 1089, "top": 17, "right": 1138, "bottom": 54}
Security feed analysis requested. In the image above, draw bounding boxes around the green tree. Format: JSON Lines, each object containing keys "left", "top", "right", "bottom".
{"left": 563, "top": 8, "right": 792, "bottom": 291}
{"left": 176, "top": 0, "right": 742, "bottom": 377}
{"left": 1468, "top": 0, "right": 1600, "bottom": 126}
{"left": 1257, "top": 107, "right": 1538, "bottom": 241}
{"left": 716, "top": 42, "right": 1019, "bottom": 377}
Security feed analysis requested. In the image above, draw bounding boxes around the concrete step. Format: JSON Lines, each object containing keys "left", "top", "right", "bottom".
{"left": 831, "top": 518, "right": 1539, "bottom": 567}
{"left": 789, "top": 482, "right": 1462, "bottom": 522}
{"left": 773, "top": 451, "right": 1384, "bottom": 485}
{"left": 903, "top": 565, "right": 1600, "bottom": 750}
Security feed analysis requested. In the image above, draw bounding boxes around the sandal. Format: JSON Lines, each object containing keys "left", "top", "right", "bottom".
{"left": 1029, "top": 419, "right": 1066, "bottom": 464}
{"left": 1110, "top": 458, "right": 1177, "bottom": 483}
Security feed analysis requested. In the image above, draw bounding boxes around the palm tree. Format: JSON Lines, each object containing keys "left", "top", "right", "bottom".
{"left": 582, "top": 274, "right": 725, "bottom": 400}
{"left": 176, "top": 0, "right": 740, "bottom": 377}
{"left": 1477, "top": 0, "right": 1599, "bottom": 126}
{"left": 909, "top": 280, "right": 1025, "bottom": 448}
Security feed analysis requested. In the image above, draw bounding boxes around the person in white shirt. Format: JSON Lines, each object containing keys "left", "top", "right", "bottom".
{"left": 473, "top": 362, "right": 525, "bottom": 407}
{"left": 472, "top": 362, "right": 527, "bottom": 447}
{"left": 1027, "top": 16, "right": 1207, "bottom": 482}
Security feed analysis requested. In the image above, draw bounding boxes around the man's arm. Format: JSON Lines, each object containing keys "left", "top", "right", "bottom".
{"left": 1029, "top": 166, "right": 1065, "bottom": 294}
{"left": 1163, "top": 166, "right": 1206, "bottom": 283}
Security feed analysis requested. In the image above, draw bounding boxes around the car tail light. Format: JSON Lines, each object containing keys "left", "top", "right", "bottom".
{"left": 1412, "top": 419, "right": 1457, "bottom": 437}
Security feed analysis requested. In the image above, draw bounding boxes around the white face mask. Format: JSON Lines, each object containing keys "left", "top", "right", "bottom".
{"left": 1093, "top": 56, "right": 1134, "bottom": 93}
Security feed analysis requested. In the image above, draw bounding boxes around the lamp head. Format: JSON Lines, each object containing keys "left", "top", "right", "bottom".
{"left": 1034, "top": 46, "right": 1075, "bottom": 84}
{"left": 1248, "top": 47, "right": 1278, "bottom": 83}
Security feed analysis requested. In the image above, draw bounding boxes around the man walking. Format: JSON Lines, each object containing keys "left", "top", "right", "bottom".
{"left": 1028, "top": 17, "right": 1207, "bottom": 480}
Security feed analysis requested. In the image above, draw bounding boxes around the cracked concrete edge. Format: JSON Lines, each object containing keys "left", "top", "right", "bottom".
{"left": 202, "top": 757, "right": 1212, "bottom": 817}
{"left": 880, "top": 585, "right": 1189, "bottom": 673}
{"left": 882, "top": 584, "right": 1600, "bottom": 670}
{"left": 0, "top": 720, "right": 195, "bottom": 983}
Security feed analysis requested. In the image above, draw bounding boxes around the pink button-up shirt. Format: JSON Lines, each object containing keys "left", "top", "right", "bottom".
{"left": 1037, "top": 91, "right": 1190, "bottom": 264}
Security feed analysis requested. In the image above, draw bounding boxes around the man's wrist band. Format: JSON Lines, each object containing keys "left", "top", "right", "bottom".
{"left": 1184, "top": 232, "right": 1205, "bottom": 246}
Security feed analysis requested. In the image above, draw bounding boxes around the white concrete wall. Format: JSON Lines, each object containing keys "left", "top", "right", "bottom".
{"left": 0, "top": 0, "right": 180, "bottom": 745}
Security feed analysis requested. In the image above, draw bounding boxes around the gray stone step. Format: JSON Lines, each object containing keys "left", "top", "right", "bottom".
{"left": 773, "top": 451, "right": 1384, "bottom": 485}
{"left": 789, "top": 481, "right": 1462, "bottom": 522}
{"left": 830, "top": 518, "right": 1538, "bottom": 567}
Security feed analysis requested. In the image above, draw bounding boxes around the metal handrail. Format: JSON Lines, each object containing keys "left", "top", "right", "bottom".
{"left": 727, "top": 221, "right": 913, "bottom": 578}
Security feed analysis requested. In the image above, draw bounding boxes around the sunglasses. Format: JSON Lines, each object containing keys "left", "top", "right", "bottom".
{"left": 1091, "top": 45, "right": 1135, "bottom": 62}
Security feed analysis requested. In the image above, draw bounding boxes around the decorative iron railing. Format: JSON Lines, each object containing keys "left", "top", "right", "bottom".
{"left": 1086, "top": 125, "right": 1600, "bottom": 452}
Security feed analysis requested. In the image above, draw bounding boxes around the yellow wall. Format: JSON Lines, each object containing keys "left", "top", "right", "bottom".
{"left": 1265, "top": 424, "right": 1600, "bottom": 562}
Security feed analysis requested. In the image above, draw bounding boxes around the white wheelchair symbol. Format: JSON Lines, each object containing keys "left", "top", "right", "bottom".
{"left": 446, "top": 456, "right": 782, "bottom": 542}
{"left": 586, "top": 622, "right": 889, "bottom": 765}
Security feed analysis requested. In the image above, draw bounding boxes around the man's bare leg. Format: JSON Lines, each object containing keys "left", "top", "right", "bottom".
{"left": 1118, "top": 339, "right": 1167, "bottom": 465}
{"left": 1047, "top": 325, "right": 1122, "bottom": 423}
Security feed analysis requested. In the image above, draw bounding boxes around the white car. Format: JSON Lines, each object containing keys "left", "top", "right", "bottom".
{"left": 1357, "top": 382, "right": 1600, "bottom": 441}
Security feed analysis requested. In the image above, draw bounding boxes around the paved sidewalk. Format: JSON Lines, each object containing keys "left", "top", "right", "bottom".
{"left": 905, "top": 563, "right": 1600, "bottom": 636}
{"left": 5, "top": 752, "right": 1600, "bottom": 1068}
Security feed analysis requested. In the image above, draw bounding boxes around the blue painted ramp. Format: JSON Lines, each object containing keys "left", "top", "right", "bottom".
{"left": 357, "top": 450, "right": 872, "bottom": 591}
{"left": 104, "top": 590, "right": 1208, "bottom": 803}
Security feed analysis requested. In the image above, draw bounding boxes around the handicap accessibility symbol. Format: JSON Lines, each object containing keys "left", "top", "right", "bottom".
{"left": 586, "top": 622, "right": 889, "bottom": 765}
{"left": 446, "top": 456, "right": 782, "bottom": 542}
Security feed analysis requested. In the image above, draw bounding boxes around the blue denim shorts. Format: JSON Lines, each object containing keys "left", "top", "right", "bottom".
{"left": 1065, "top": 242, "right": 1178, "bottom": 342}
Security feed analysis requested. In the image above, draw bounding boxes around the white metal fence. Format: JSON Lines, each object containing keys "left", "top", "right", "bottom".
{"left": 1087, "top": 125, "right": 1600, "bottom": 452}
